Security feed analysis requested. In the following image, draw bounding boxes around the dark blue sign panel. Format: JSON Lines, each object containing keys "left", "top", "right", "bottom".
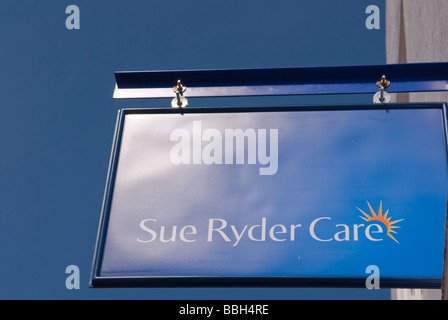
{"left": 91, "top": 104, "right": 448, "bottom": 288}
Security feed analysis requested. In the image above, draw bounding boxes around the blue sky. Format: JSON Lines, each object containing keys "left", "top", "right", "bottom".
{"left": 0, "top": 0, "right": 389, "bottom": 299}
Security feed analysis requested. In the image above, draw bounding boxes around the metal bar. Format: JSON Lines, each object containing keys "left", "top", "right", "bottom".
{"left": 113, "top": 62, "right": 448, "bottom": 99}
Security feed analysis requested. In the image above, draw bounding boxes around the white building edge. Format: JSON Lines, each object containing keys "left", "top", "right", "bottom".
{"left": 386, "top": 0, "right": 448, "bottom": 300}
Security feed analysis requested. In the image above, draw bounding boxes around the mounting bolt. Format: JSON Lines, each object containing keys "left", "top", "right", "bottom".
{"left": 172, "top": 80, "right": 188, "bottom": 108}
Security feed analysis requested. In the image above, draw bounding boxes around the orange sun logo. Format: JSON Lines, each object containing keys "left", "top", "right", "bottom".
{"left": 357, "top": 201, "right": 404, "bottom": 244}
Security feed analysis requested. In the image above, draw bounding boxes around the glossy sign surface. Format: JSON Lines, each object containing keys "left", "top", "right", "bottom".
{"left": 91, "top": 105, "right": 448, "bottom": 287}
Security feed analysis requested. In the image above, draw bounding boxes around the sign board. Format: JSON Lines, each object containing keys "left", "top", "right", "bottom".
{"left": 91, "top": 104, "right": 448, "bottom": 288}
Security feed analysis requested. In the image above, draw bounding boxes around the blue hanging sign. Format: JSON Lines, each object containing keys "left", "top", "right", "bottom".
{"left": 91, "top": 104, "right": 448, "bottom": 288}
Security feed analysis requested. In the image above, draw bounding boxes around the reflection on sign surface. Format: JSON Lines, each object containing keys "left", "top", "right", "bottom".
{"left": 92, "top": 105, "right": 448, "bottom": 287}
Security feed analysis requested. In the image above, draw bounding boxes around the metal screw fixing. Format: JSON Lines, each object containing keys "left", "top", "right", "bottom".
{"left": 172, "top": 80, "right": 188, "bottom": 108}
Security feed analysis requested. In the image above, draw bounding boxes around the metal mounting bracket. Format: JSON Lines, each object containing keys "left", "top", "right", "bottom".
{"left": 113, "top": 62, "right": 448, "bottom": 101}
